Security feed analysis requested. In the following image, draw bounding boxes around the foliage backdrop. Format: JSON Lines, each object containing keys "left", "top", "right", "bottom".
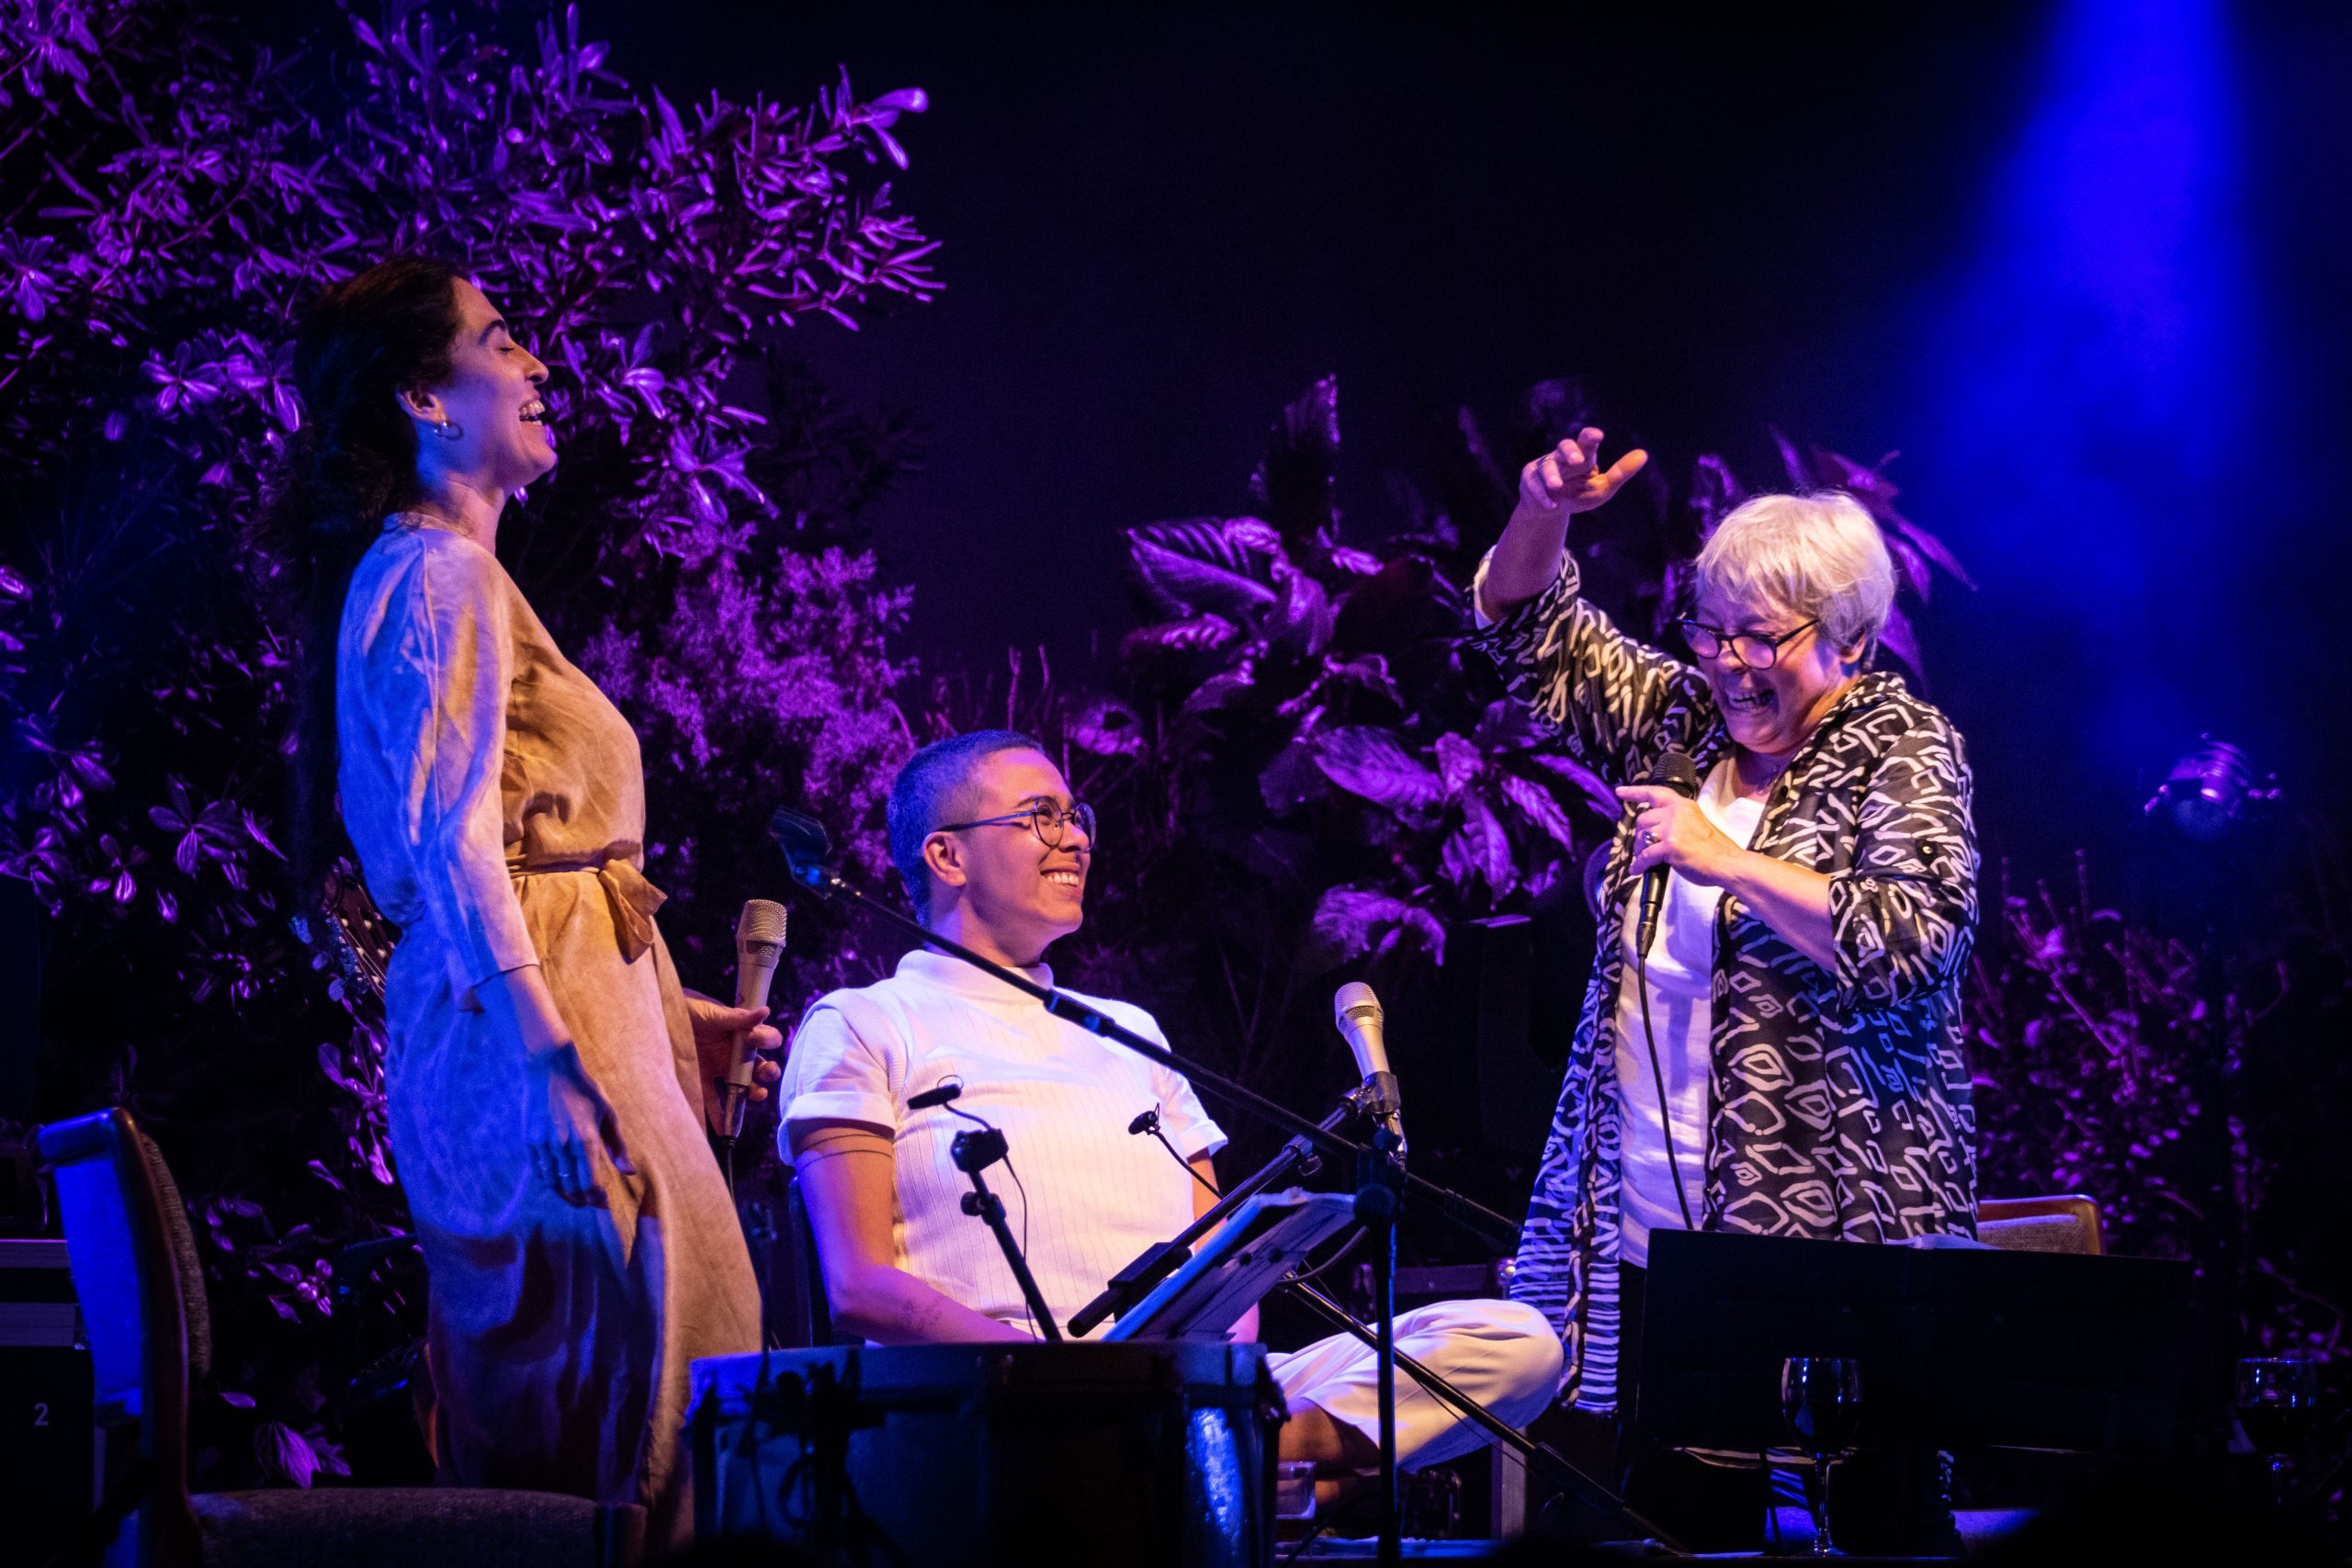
{"left": 0, "top": 0, "right": 928, "bottom": 1483}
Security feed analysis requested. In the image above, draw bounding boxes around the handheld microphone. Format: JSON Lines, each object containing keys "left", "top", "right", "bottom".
{"left": 1332, "top": 982, "right": 1405, "bottom": 1154}
{"left": 1633, "top": 750, "right": 1702, "bottom": 962}
{"left": 718, "top": 898, "right": 788, "bottom": 1142}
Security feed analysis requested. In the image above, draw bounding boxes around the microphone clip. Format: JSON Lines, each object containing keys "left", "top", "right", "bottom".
{"left": 1347, "top": 1071, "right": 1402, "bottom": 1124}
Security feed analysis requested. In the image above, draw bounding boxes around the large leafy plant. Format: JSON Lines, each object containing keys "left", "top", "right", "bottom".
{"left": 1005, "top": 378, "right": 1964, "bottom": 1169}
{"left": 0, "top": 0, "right": 929, "bottom": 1483}
{"left": 1046, "top": 375, "right": 2346, "bottom": 1355}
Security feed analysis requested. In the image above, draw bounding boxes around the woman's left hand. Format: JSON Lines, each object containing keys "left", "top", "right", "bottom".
{"left": 1616, "top": 784, "right": 1746, "bottom": 886}
{"left": 684, "top": 989, "right": 786, "bottom": 1127}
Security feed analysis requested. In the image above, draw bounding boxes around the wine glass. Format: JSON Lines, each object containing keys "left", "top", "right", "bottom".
{"left": 2236, "top": 1357, "right": 2322, "bottom": 1511}
{"left": 1781, "top": 1357, "right": 1863, "bottom": 1556}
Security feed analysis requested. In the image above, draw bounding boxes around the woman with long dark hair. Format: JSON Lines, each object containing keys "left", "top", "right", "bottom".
{"left": 262, "top": 256, "right": 775, "bottom": 1545}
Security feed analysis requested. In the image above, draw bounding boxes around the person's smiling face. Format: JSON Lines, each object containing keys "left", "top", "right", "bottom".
{"left": 418, "top": 278, "right": 555, "bottom": 489}
{"left": 925, "top": 749, "right": 1092, "bottom": 955}
{"left": 1689, "top": 586, "right": 1863, "bottom": 759}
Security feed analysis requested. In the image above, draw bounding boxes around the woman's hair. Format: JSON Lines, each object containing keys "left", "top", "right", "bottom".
{"left": 1692, "top": 491, "right": 1896, "bottom": 660}
{"left": 256, "top": 255, "right": 465, "bottom": 908}
{"left": 886, "top": 729, "right": 1045, "bottom": 922}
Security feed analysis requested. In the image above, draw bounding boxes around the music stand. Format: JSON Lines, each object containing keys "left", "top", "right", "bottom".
{"left": 1636, "top": 1231, "right": 2193, "bottom": 1456}
{"left": 1102, "top": 1191, "right": 1358, "bottom": 1342}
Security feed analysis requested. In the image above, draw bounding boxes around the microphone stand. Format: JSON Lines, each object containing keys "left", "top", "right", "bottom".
{"left": 769, "top": 810, "right": 1677, "bottom": 1552}
{"left": 770, "top": 814, "right": 1520, "bottom": 1249}
{"left": 1105, "top": 1085, "right": 1688, "bottom": 1552}
{"left": 1069, "top": 1095, "right": 1362, "bottom": 1338}
{"left": 949, "top": 1122, "right": 1062, "bottom": 1341}
{"left": 1271, "top": 1280, "right": 1682, "bottom": 1548}
{"left": 1359, "top": 1125, "right": 1403, "bottom": 1565}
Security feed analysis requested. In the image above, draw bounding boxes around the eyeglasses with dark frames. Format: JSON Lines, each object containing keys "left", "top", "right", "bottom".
{"left": 1678, "top": 615, "right": 1821, "bottom": 670}
{"left": 935, "top": 799, "right": 1098, "bottom": 852}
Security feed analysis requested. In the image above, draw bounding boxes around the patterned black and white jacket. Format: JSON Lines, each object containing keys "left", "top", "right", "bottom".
{"left": 1467, "top": 555, "right": 1981, "bottom": 1411}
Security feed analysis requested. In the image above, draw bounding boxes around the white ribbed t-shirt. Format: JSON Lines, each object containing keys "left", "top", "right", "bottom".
{"left": 1611, "top": 757, "right": 1765, "bottom": 1268}
{"left": 778, "top": 949, "right": 1227, "bottom": 1337}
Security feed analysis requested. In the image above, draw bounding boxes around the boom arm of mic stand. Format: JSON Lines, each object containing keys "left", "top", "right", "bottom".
{"left": 781, "top": 855, "right": 1521, "bottom": 1250}
{"left": 1278, "top": 1281, "right": 1686, "bottom": 1553}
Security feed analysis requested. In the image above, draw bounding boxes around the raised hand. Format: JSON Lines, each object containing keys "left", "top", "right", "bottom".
{"left": 1518, "top": 427, "right": 1648, "bottom": 518}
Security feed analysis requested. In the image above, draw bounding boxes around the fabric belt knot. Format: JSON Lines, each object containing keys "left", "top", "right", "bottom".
{"left": 512, "top": 855, "right": 668, "bottom": 962}
{"left": 594, "top": 858, "right": 667, "bottom": 963}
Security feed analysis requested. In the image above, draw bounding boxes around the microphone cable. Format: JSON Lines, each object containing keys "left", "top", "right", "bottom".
{"left": 1129, "top": 1107, "right": 1219, "bottom": 1196}
{"left": 1631, "top": 751, "right": 1703, "bottom": 1236}
{"left": 1634, "top": 933, "right": 1699, "bottom": 1235}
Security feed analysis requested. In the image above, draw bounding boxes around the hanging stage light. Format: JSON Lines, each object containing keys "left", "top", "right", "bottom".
{"left": 2144, "top": 736, "right": 2280, "bottom": 842}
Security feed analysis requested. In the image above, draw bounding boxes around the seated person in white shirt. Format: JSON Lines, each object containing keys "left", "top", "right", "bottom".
{"left": 777, "top": 729, "right": 1565, "bottom": 1485}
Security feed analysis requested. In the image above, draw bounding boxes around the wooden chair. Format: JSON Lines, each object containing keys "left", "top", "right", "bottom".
{"left": 37, "top": 1108, "right": 644, "bottom": 1568}
{"left": 1978, "top": 1193, "right": 2105, "bottom": 1256}
{"left": 782, "top": 1176, "right": 847, "bottom": 1348}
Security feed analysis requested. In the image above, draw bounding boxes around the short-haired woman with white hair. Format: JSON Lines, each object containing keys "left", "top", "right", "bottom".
{"left": 1470, "top": 430, "right": 1979, "bottom": 1553}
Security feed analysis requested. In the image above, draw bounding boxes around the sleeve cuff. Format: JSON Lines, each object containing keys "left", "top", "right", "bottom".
{"left": 1181, "top": 1122, "right": 1229, "bottom": 1163}
{"left": 1465, "top": 550, "right": 1578, "bottom": 650}
{"left": 780, "top": 1089, "right": 899, "bottom": 1154}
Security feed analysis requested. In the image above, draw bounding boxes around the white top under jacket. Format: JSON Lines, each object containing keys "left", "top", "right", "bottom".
{"left": 1612, "top": 756, "right": 1766, "bottom": 1268}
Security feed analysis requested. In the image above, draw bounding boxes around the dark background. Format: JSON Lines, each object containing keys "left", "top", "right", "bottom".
{"left": 593, "top": 0, "right": 2352, "bottom": 885}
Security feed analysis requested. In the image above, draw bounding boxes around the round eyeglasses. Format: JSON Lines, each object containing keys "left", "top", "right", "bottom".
{"left": 935, "top": 800, "right": 1098, "bottom": 852}
{"left": 1678, "top": 616, "right": 1820, "bottom": 669}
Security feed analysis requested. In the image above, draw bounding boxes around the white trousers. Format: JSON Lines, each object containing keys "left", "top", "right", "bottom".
{"left": 1265, "top": 1298, "right": 1564, "bottom": 1472}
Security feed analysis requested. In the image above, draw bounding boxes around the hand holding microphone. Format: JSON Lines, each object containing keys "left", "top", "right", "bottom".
{"left": 707, "top": 898, "right": 788, "bottom": 1143}
{"left": 1617, "top": 750, "right": 1751, "bottom": 958}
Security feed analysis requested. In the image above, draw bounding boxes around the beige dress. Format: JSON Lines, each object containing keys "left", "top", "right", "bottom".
{"left": 336, "top": 513, "right": 759, "bottom": 1547}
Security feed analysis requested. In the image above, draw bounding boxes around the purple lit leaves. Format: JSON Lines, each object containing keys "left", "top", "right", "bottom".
{"left": 0, "top": 0, "right": 937, "bottom": 1485}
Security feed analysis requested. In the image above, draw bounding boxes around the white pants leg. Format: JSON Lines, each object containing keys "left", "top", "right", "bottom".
{"left": 1265, "top": 1298, "right": 1564, "bottom": 1472}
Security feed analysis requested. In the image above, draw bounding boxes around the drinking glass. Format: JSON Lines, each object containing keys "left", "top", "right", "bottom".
{"left": 1273, "top": 1459, "right": 1317, "bottom": 1522}
{"left": 2236, "top": 1357, "right": 2322, "bottom": 1510}
{"left": 1781, "top": 1357, "right": 1864, "bottom": 1556}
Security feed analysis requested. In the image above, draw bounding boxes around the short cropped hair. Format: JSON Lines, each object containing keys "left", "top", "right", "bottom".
{"left": 1693, "top": 491, "right": 1895, "bottom": 660}
{"left": 887, "top": 729, "right": 1046, "bottom": 922}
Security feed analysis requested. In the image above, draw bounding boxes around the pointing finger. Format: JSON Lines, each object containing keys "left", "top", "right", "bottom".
{"left": 1601, "top": 448, "right": 1649, "bottom": 490}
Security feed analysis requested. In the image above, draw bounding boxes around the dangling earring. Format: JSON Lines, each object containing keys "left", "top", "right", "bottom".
{"left": 434, "top": 420, "right": 464, "bottom": 441}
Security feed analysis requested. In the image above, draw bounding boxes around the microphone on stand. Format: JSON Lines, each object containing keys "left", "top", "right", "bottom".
{"left": 1633, "top": 750, "right": 1703, "bottom": 962}
{"left": 1333, "top": 982, "right": 1405, "bottom": 1156}
{"left": 910, "top": 1081, "right": 963, "bottom": 1111}
{"left": 717, "top": 898, "right": 788, "bottom": 1144}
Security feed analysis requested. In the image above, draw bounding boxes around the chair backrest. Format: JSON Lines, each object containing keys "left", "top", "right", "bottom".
{"left": 782, "top": 1175, "right": 839, "bottom": 1348}
{"left": 38, "top": 1108, "right": 207, "bottom": 1568}
{"left": 1979, "top": 1193, "right": 2105, "bottom": 1256}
